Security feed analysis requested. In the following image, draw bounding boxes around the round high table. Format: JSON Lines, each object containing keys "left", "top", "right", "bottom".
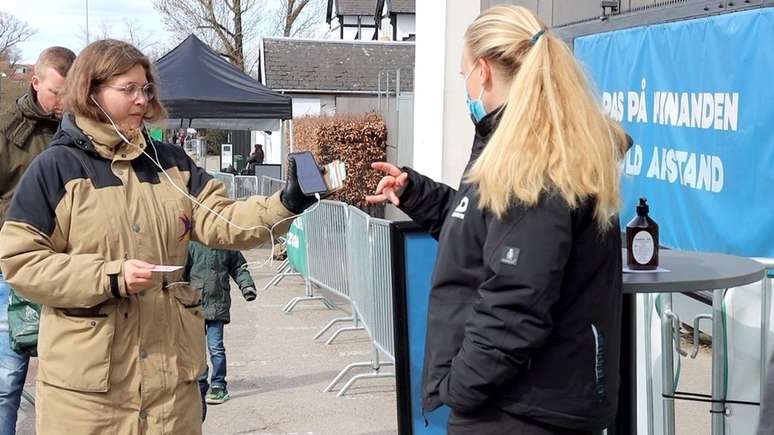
{"left": 616, "top": 250, "right": 766, "bottom": 435}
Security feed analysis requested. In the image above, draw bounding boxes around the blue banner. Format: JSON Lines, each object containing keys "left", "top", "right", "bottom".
{"left": 574, "top": 8, "right": 774, "bottom": 257}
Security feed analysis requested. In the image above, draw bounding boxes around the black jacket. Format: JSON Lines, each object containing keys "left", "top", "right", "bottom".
{"left": 399, "top": 110, "right": 622, "bottom": 430}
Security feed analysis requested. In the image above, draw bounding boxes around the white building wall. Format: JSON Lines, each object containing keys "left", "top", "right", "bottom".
{"left": 413, "top": 0, "right": 480, "bottom": 186}
{"left": 412, "top": 1, "right": 446, "bottom": 180}
{"left": 378, "top": 12, "right": 415, "bottom": 41}
{"left": 341, "top": 15, "right": 375, "bottom": 25}
{"left": 260, "top": 96, "right": 323, "bottom": 164}
{"left": 292, "top": 97, "right": 322, "bottom": 117}
{"left": 381, "top": 15, "right": 392, "bottom": 37}
{"left": 251, "top": 130, "right": 281, "bottom": 164}
{"left": 328, "top": 15, "right": 378, "bottom": 40}
{"left": 395, "top": 14, "right": 416, "bottom": 40}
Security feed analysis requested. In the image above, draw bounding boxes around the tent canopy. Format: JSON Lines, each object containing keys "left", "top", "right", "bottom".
{"left": 155, "top": 34, "right": 292, "bottom": 129}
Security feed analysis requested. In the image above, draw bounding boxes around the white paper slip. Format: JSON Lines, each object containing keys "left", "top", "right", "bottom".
{"left": 151, "top": 265, "right": 184, "bottom": 272}
{"left": 622, "top": 266, "right": 671, "bottom": 274}
{"left": 323, "top": 160, "right": 348, "bottom": 191}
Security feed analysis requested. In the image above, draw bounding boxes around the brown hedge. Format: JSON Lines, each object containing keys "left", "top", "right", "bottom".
{"left": 291, "top": 112, "right": 387, "bottom": 210}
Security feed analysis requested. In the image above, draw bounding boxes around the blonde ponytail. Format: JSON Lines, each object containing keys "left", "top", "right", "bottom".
{"left": 465, "top": 6, "right": 627, "bottom": 229}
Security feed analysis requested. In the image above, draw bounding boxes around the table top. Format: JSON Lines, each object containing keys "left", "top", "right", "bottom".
{"left": 622, "top": 250, "right": 766, "bottom": 294}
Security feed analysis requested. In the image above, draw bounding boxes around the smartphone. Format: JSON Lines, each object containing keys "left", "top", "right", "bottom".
{"left": 289, "top": 151, "right": 328, "bottom": 196}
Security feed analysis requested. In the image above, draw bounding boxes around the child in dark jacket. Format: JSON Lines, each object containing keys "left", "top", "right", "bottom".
{"left": 184, "top": 241, "right": 257, "bottom": 417}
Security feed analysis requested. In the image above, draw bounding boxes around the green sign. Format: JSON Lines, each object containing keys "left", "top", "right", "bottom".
{"left": 286, "top": 217, "right": 307, "bottom": 278}
{"left": 149, "top": 128, "right": 164, "bottom": 141}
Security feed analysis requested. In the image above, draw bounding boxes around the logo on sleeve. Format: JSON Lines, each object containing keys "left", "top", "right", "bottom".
{"left": 451, "top": 196, "right": 469, "bottom": 220}
{"left": 178, "top": 214, "right": 192, "bottom": 241}
{"left": 500, "top": 246, "right": 520, "bottom": 266}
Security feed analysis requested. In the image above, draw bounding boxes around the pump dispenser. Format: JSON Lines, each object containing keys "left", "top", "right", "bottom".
{"left": 626, "top": 198, "right": 659, "bottom": 270}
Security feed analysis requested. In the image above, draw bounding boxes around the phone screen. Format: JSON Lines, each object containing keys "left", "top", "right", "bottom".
{"left": 290, "top": 152, "right": 328, "bottom": 195}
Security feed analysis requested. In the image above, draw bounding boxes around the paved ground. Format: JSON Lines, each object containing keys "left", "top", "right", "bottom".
{"left": 198, "top": 248, "right": 398, "bottom": 435}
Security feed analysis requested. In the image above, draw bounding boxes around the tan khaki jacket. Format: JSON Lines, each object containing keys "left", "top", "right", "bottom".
{"left": 0, "top": 113, "right": 293, "bottom": 434}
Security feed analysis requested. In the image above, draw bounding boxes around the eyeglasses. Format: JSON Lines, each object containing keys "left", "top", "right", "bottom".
{"left": 103, "top": 82, "right": 156, "bottom": 101}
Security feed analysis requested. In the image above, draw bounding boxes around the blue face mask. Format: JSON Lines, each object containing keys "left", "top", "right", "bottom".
{"left": 464, "top": 65, "right": 488, "bottom": 123}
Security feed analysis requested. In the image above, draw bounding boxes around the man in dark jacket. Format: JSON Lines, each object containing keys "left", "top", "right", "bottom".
{"left": 0, "top": 46, "right": 75, "bottom": 434}
{"left": 184, "top": 241, "right": 257, "bottom": 409}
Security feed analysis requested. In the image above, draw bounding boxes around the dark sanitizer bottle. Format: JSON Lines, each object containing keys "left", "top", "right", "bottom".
{"left": 626, "top": 198, "right": 659, "bottom": 270}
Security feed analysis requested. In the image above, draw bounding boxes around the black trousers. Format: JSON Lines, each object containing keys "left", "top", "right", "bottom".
{"left": 447, "top": 407, "right": 596, "bottom": 435}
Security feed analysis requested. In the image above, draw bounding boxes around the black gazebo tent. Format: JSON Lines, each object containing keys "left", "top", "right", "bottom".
{"left": 155, "top": 34, "right": 292, "bottom": 130}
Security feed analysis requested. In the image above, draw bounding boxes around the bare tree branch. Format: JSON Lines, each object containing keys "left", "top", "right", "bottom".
{"left": 283, "top": 0, "right": 326, "bottom": 38}
{"left": 288, "top": 0, "right": 327, "bottom": 38}
{"left": 153, "top": 0, "right": 260, "bottom": 71}
{"left": 73, "top": 19, "right": 167, "bottom": 60}
{"left": 3, "top": 46, "right": 22, "bottom": 73}
{"left": 284, "top": 0, "right": 309, "bottom": 36}
{"left": 153, "top": 0, "right": 326, "bottom": 75}
{"left": 0, "top": 12, "right": 36, "bottom": 63}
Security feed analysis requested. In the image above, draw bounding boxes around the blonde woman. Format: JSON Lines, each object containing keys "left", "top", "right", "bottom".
{"left": 368, "top": 6, "right": 628, "bottom": 435}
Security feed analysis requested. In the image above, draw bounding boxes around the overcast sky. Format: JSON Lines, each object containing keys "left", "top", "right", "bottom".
{"left": 1, "top": 0, "right": 175, "bottom": 63}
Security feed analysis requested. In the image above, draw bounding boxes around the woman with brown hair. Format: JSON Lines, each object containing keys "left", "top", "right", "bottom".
{"left": 368, "top": 6, "right": 627, "bottom": 435}
{"left": 0, "top": 39, "right": 315, "bottom": 434}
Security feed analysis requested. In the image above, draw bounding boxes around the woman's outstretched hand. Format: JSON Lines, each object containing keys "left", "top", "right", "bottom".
{"left": 365, "top": 162, "right": 409, "bottom": 206}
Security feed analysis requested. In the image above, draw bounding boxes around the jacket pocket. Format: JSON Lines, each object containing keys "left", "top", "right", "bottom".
{"left": 169, "top": 282, "right": 206, "bottom": 381}
{"left": 37, "top": 303, "right": 118, "bottom": 392}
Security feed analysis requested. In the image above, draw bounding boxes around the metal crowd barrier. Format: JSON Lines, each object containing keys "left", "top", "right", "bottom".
{"left": 369, "top": 218, "right": 396, "bottom": 361}
{"left": 264, "top": 245, "right": 323, "bottom": 311}
{"left": 234, "top": 175, "right": 260, "bottom": 199}
{"left": 307, "top": 201, "right": 350, "bottom": 296}
{"left": 323, "top": 206, "right": 395, "bottom": 396}
{"left": 262, "top": 258, "right": 297, "bottom": 291}
{"left": 208, "top": 173, "right": 278, "bottom": 200}
{"left": 282, "top": 213, "right": 336, "bottom": 313}
{"left": 346, "top": 207, "right": 371, "bottom": 329}
{"left": 266, "top": 199, "right": 397, "bottom": 396}
{"left": 305, "top": 201, "right": 362, "bottom": 341}
{"left": 261, "top": 176, "right": 286, "bottom": 196}
{"left": 209, "top": 171, "right": 235, "bottom": 199}
{"left": 257, "top": 175, "right": 291, "bottom": 295}
{"left": 316, "top": 206, "right": 368, "bottom": 342}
